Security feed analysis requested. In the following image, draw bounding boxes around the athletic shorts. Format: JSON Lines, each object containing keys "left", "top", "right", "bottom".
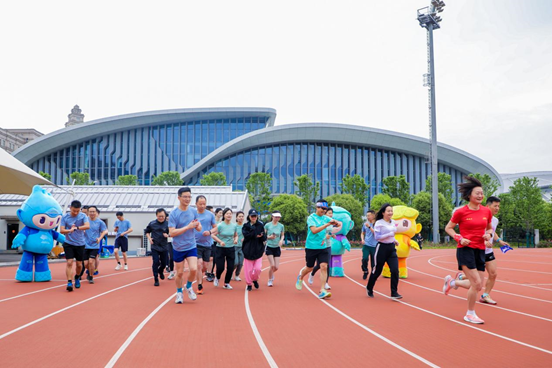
{"left": 305, "top": 248, "right": 330, "bottom": 268}
{"left": 265, "top": 246, "right": 281, "bottom": 257}
{"left": 115, "top": 237, "right": 128, "bottom": 252}
{"left": 64, "top": 243, "right": 85, "bottom": 262}
{"left": 485, "top": 251, "right": 496, "bottom": 262}
{"left": 197, "top": 246, "right": 211, "bottom": 262}
{"left": 456, "top": 247, "right": 485, "bottom": 272}
{"left": 84, "top": 249, "right": 99, "bottom": 259}
{"left": 173, "top": 247, "right": 198, "bottom": 263}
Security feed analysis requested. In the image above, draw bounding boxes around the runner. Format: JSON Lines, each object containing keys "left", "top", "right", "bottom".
{"left": 211, "top": 208, "right": 237, "bottom": 289}
{"left": 360, "top": 210, "right": 377, "bottom": 280}
{"left": 242, "top": 209, "right": 266, "bottom": 291}
{"left": 84, "top": 206, "right": 107, "bottom": 284}
{"left": 296, "top": 199, "right": 340, "bottom": 299}
{"left": 194, "top": 195, "right": 217, "bottom": 294}
{"left": 443, "top": 176, "right": 493, "bottom": 324}
{"left": 232, "top": 211, "right": 245, "bottom": 281}
{"left": 145, "top": 208, "right": 170, "bottom": 286}
{"left": 308, "top": 207, "right": 334, "bottom": 290}
{"left": 113, "top": 212, "right": 133, "bottom": 270}
{"left": 265, "top": 211, "right": 284, "bottom": 287}
{"left": 60, "top": 200, "right": 90, "bottom": 292}
{"left": 206, "top": 207, "right": 223, "bottom": 282}
{"left": 168, "top": 187, "right": 201, "bottom": 304}
{"left": 166, "top": 212, "right": 175, "bottom": 280}
{"left": 365, "top": 203, "right": 402, "bottom": 299}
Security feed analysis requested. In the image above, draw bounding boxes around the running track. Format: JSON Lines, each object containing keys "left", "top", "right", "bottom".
{"left": 1, "top": 249, "right": 552, "bottom": 367}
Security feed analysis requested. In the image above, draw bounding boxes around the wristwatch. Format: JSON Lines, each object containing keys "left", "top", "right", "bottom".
{"left": 76, "top": 226, "right": 79, "bottom": 230}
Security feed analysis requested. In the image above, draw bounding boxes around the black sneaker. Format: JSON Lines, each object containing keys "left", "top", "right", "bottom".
{"left": 159, "top": 272, "right": 165, "bottom": 280}
{"left": 247, "top": 285, "right": 252, "bottom": 291}
{"left": 253, "top": 281, "right": 259, "bottom": 289}
{"left": 198, "top": 284, "right": 203, "bottom": 291}
{"left": 391, "top": 293, "right": 403, "bottom": 299}
{"left": 367, "top": 289, "right": 374, "bottom": 298}
{"left": 87, "top": 275, "right": 92, "bottom": 281}
{"left": 154, "top": 279, "right": 159, "bottom": 287}
{"left": 363, "top": 272, "right": 368, "bottom": 280}
{"left": 67, "top": 282, "right": 73, "bottom": 292}
{"left": 89, "top": 278, "right": 94, "bottom": 284}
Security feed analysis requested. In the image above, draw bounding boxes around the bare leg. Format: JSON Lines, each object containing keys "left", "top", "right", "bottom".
{"left": 319, "top": 263, "right": 328, "bottom": 292}
{"left": 484, "top": 260, "right": 497, "bottom": 294}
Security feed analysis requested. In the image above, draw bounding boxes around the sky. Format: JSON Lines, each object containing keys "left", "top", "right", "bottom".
{"left": 1, "top": 0, "right": 551, "bottom": 174}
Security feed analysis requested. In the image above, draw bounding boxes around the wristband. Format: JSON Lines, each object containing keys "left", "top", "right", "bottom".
{"left": 496, "top": 237, "right": 502, "bottom": 243}
{"left": 453, "top": 234, "right": 463, "bottom": 242}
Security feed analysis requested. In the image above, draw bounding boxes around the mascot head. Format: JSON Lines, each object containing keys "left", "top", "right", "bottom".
{"left": 329, "top": 202, "right": 354, "bottom": 236}
{"left": 17, "top": 185, "right": 63, "bottom": 230}
{"left": 392, "top": 205, "right": 422, "bottom": 238}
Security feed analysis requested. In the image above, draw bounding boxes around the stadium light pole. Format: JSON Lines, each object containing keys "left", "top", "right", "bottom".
{"left": 418, "top": 0, "right": 445, "bottom": 243}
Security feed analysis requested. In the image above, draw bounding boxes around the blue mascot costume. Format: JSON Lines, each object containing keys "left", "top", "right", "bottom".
{"left": 328, "top": 202, "right": 354, "bottom": 277}
{"left": 12, "top": 185, "right": 65, "bottom": 282}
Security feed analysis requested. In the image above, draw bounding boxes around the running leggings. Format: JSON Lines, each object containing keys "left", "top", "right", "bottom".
{"left": 215, "top": 246, "right": 235, "bottom": 284}
{"left": 366, "top": 242, "right": 399, "bottom": 294}
{"left": 243, "top": 258, "right": 262, "bottom": 286}
{"left": 234, "top": 247, "right": 244, "bottom": 276}
{"left": 152, "top": 249, "right": 168, "bottom": 278}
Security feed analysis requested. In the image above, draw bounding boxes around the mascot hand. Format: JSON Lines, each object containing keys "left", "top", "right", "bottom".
{"left": 410, "top": 240, "right": 421, "bottom": 251}
{"left": 12, "top": 233, "right": 26, "bottom": 249}
{"left": 342, "top": 238, "right": 351, "bottom": 252}
{"left": 56, "top": 233, "right": 66, "bottom": 244}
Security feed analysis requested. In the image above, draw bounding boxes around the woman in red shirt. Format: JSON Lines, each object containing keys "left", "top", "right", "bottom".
{"left": 443, "top": 176, "right": 493, "bottom": 324}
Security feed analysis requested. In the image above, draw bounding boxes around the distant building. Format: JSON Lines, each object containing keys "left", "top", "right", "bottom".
{"left": 0, "top": 128, "right": 43, "bottom": 153}
{"left": 65, "top": 105, "right": 85, "bottom": 128}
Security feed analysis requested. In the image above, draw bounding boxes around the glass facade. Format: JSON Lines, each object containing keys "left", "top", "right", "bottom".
{"left": 31, "top": 117, "right": 268, "bottom": 185}
{"left": 187, "top": 143, "right": 467, "bottom": 205}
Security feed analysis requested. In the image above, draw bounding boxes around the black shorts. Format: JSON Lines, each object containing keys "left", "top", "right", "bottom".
{"left": 115, "top": 237, "right": 128, "bottom": 252}
{"left": 305, "top": 248, "right": 330, "bottom": 268}
{"left": 85, "top": 249, "right": 99, "bottom": 259}
{"left": 64, "top": 244, "right": 85, "bottom": 262}
{"left": 485, "top": 252, "right": 496, "bottom": 262}
{"left": 457, "top": 247, "right": 485, "bottom": 272}
{"left": 266, "top": 247, "right": 281, "bottom": 257}
{"left": 197, "top": 246, "right": 211, "bottom": 262}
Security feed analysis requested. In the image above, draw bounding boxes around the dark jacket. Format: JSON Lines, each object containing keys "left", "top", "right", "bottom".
{"left": 145, "top": 219, "right": 169, "bottom": 252}
{"left": 242, "top": 220, "right": 267, "bottom": 260}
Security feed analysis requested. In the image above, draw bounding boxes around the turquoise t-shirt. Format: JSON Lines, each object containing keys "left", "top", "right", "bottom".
{"left": 306, "top": 213, "right": 332, "bottom": 250}
{"left": 265, "top": 222, "right": 284, "bottom": 248}
{"left": 216, "top": 222, "right": 237, "bottom": 248}
{"left": 236, "top": 223, "right": 244, "bottom": 247}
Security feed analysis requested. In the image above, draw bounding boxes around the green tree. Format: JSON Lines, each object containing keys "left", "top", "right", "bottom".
{"left": 411, "top": 191, "right": 453, "bottom": 239}
{"left": 340, "top": 174, "right": 369, "bottom": 209}
{"left": 246, "top": 172, "right": 272, "bottom": 216}
{"left": 116, "top": 175, "right": 138, "bottom": 186}
{"left": 382, "top": 175, "right": 411, "bottom": 204}
{"left": 496, "top": 193, "right": 519, "bottom": 229}
{"left": 509, "top": 177, "right": 545, "bottom": 233}
{"left": 269, "top": 194, "right": 308, "bottom": 238}
{"left": 369, "top": 194, "right": 405, "bottom": 212}
{"left": 200, "top": 172, "right": 227, "bottom": 186}
{"left": 325, "top": 193, "right": 363, "bottom": 239}
{"left": 294, "top": 174, "right": 320, "bottom": 213}
{"left": 39, "top": 171, "right": 52, "bottom": 181}
{"left": 152, "top": 171, "right": 183, "bottom": 186}
{"left": 66, "top": 172, "right": 93, "bottom": 185}
{"left": 470, "top": 173, "right": 500, "bottom": 200}
{"left": 425, "top": 172, "right": 454, "bottom": 206}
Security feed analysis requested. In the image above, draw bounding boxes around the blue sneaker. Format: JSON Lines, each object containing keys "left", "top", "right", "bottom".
{"left": 296, "top": 275, "right": 303, "bottom": 290}
{"left": 94, "top": 270, "right": 99, "bottom": 276}
{"left": 318, "top": 290, "right": 332, "bottom": 299}
{"left": 75, "top": 278, "right": 81, "bottom": 289}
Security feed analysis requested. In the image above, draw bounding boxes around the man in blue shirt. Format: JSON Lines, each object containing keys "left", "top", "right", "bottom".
{"left": 84, "top": 206, "right": 108, "bottom": 284}
{"left": 169, "top": 187, "right": 202, "bottom": 304}
{"left": 114, "top": 211, "right": 133, "bottom": 270}
{"left": 194, "top": 195, "right": 217, "bottom": 295}
{"left": 361, "top": 210, "right": 378, "bottom": 280}
{"left": 60, "top": 200, "right": 90, "bottom": 291}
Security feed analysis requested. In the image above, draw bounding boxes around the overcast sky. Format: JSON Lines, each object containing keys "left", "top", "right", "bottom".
{"left": 1, "top": 0, "right": 551, "bottom": 174}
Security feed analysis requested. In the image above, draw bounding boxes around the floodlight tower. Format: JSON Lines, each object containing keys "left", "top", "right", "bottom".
{"left": 418, "top": 0, "right": 445, "bottom": 243}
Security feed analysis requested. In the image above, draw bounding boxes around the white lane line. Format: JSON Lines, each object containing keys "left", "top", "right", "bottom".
{"left": 302, "top": 282, "right": 439, "bottom": 367}
{"left": 343, "top": 274, "right": 552, "bottom": 356}
{"left": 105, "top": 293, "right": 175, "bottom": 368}
{"left": 0, "top": 277, "right": 152, "bottom": 340}
{"left": 0, "top": 267, "right": 151, "bottom": 303}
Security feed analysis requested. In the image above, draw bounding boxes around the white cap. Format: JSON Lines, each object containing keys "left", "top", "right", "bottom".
{"left": 271, "top": 212, "right": 281, "bottom": 217}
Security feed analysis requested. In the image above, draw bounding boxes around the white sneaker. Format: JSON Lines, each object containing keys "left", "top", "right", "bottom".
{"left": 186, "top": 287, "right": 197, "bottom": 300}
{"left": 115, "top": 264, "right": 122, "bottom": 270}
{"left": 308, "top": 273, "right": 314, "bottom": 285}
{"left": 168, "top": 271, "right": 175, "bottom": 280}
{"left": 124, "top": 264, "right": 128, "bottom": 271}
{"left": 235, "top": 276, "right": 241, "bottom": 281}
{"left": 175, "top": 292, "right": 184, "bottom": 304}
{"left": 223, "top": 284, "right": 233, "bottom": 290}
{"left": 325, "top": 283, "right": 331, "bottom": 290}
{"left": 214, "top": 278, "right": 219, "bottom": 287}
{"left": 267, "top": 279, "right": 273, "bottom": 287}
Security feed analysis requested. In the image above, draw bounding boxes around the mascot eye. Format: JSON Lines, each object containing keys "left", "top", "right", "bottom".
{"left": 40, "top": 216, "right": 46, "bottom": 224}
{"left": 403, "top": 220, "right": 408, "bottom": 227}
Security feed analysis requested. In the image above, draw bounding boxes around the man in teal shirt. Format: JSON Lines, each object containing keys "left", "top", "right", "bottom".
{"left": 296, "top": 199, "right": 340, "bottom": 299}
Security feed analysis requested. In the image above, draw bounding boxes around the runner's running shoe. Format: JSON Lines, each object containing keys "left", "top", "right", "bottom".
{"left": 480, "top": 295, "right": 497, "bottom": 305}
{"left": 75, "top": 278, "right": 81, "bottom": 289}
{"left": 464, "top": 314, "right": 484, "bottom": 324}
{"left": 318, "top": 290, "right": 332, "bottom": 299}
{"left": 234, "top": 276, "right": 242, "bottom": 281}
{"left": 366, "top": 289, "right": 374, "bottom": 298}
{"left": 455, "top": 272, "right": 464, "bottom": 283}
{"left": 363, "top": 272, "right": 368, "bottom": 280}
{"left": 253, "top": 281, "right": 259, "bottom": 289}
{"left": 124, "top": 264, "right": 128, "bottom": 270}
{"left": 186, "top": 287, "right": 197, "bottom": 300}
{"left": 325, "top": 283, "right": 331, "bottom": 290}
{"left": 268, "top": 279, "right": 273, "bottom": 287}
{"left": 443, "top": 275, "right": 452, "bottom": 295}
{"left": 308, "top": 273, "right": 314, "bottom": 285}
{"left": 115, "top": 264, "right": 122, "bottom": 270}
{"left": 391, "top": 292, "right": 403, "bottom": 299}
{"left": 247, "top": 285, "right": 252, "bottom": 291}
{"left": 67, "top": 282, "right": 73, "bottom": 292}
{"left": 223, "top": 284, "right": 233, "bottom": 290}
{"left": 175, "top": 292, "right": 184, "bottom": 304}
{"left": 296, "top": 275, "right": 303, "bottom": 290}
{"left": 168, "top": 271, "right": 175, "bottom": 280}
{"left": 214, "top": 278, "right": 219, "bottom": 287}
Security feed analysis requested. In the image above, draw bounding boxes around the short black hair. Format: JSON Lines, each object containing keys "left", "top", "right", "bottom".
{"left": 116, "top": 211, "right": 124, "bottom": 217}
{"left": 326, "top": 208, "right": 333, "bottom": 214}
{"left": 196, "top": 195, "right": 206, "bottom": 203}
{"left": 206, "top": 205, "right": 213, "bottom": 211}
{"left": 236, "top": 211, "right": 244, "bottom": 219}
{"left": 88, "top": 205, "right": 99, "bottom": 214}
{"left": 82, "top": 205, "right": 89, "bottom": 210}
{"left": 178, "top": 187, "right": 191, "bottom": 196}
{"left": 486, "top": 196, "right": 501, "bottom": 205}
{"left": 156, "top": 208, "right": 167, "bottom": 216}
{"left": 70, "top": 200, "right": 82, "bottom": 209}
{"left": 366, "top": 210, "right": 375, "bottom": 215}
{"left": 458, "top": 176, "right": 483, "bottom": 202}
{"left": 215, "top": 208, "right": 223, "bottom": 215}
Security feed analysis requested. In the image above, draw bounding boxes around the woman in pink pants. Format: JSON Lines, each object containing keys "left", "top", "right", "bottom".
{"left": 242, "top": 209, "right": 267, "bottom": 291}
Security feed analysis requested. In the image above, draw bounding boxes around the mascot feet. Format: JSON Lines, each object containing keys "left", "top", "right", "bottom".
{"left": 15, "top": 269, "right": 33, "bottom": 282}
{"left": 382, "top": 267, "right": 391, "bottom": 278}
{"left": 34, "top": 270, "right": 52, "bottom": 282}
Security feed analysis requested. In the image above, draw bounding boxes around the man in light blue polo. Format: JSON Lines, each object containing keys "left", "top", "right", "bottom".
{"left": 114, "top": 211, "right": 133, "bottom": 270}
{"left": 84, "top": 206, "right": 108, "bottom": 284}
{"left": 60, "top": 200, "right": 90, "bottom": 291}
